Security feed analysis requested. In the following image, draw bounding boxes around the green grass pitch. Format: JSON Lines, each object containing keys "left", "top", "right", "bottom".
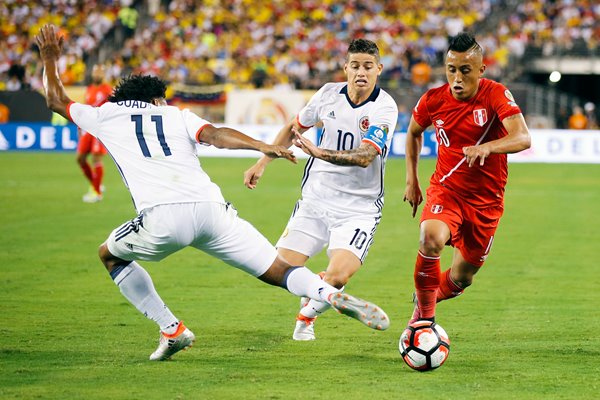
{"left": 1, "top": 153, "right": 599, "bottom": 399}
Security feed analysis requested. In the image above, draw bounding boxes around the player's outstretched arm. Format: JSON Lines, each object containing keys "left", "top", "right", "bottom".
{"left": 404, "top": 116, "right": 425, "bottom": 217}
{"left": 462, "top": 113, "right": 531, "bottom": 167}
{"left": 201, "top": 125, "right": 297, "bottom": 163}
{"left": 292, "top": 128, "right": 378, "bottom": 168}
{"left": 35, "top": 25, "right": 73, "bottom": 120}
{"left": 244, "top": 118, "right": 306, "bottom": 189}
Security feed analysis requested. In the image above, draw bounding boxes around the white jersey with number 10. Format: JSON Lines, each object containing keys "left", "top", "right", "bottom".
{"left": 297, "top": 82, "right": 398, "bottom": 214}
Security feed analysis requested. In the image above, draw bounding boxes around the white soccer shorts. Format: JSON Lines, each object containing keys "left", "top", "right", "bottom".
{"left": 275, "top": 199, "right": 381, "bottom": 263}
{"left": 106, "top": 202, "right": 278, "bottom": 277}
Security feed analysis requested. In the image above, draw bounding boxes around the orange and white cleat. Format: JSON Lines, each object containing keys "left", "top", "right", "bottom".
{"left": 329, "top": 292, "right": 390, "bottom": 331}
{"left": 149, "top": 321, "right": 195, "bottom": 361}
{"left": 293, "top": 314, "right": 316, "bottom": 341}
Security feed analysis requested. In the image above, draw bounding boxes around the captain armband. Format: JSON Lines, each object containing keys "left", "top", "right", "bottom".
{"left": 363, "top": 124, "right": 389, "bottom": 153}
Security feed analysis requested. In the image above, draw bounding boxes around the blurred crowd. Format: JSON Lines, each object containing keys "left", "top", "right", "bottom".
{"left": 1, "top": 0, "right": 494, "bottom": 91}
{"left": 0, "top": 0, "right": 121, "bottom": 91}
{"left": 0, "top": 0, "right": 598, "bottom": 128}
{"left": 117, "top": 0, "right": 493, "bottom": 90}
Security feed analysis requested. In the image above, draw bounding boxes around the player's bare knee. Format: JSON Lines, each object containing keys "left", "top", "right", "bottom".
{"left": 451, "top": 270, "right": 474, "bottom": 289}
{"left": 98, "top": 242, "right": 123, "bottom": 272}
{"left": 259, "top": 256, "right": 290, "bottom": 287}
{"left": 323, "top": 271, "right": 349, "bottom": 289}
{"left": 98, "top": 243, "right": 110, "bottom": 269}
{"left": 419, "top": 233, "right": 445, "bottom": 256}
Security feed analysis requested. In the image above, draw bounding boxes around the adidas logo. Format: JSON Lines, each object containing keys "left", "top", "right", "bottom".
{"left": 327, "top": 110, "right": 336, "bottom": 119}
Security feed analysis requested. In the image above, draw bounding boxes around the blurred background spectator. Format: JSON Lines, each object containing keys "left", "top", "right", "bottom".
{"left": 568, "top": 106, "right": 588, "bottom": 130}
{"left": 0, "top": 0, "right": 597, "bottom": 128}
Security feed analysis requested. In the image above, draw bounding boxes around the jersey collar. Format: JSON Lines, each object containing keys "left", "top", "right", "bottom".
{"left": 340, "top": 85, "right": 380, "bottom": 109}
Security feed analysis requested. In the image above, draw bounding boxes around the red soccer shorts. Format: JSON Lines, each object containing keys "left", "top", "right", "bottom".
{"left": 420, "top": 184, "right": 504, "bottom": 267}
{"left": 77, "top": 132, "right": 107, "bottom": 155}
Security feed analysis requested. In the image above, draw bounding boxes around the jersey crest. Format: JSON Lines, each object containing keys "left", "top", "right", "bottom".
{"left": 431, "top": 204, "right": 443, "bottom": 214}
{"left": 359, "top": 116, "right": 369, "bottom": 133}
{"left": 473, "top": 109, "right": 488, "bottom": 127}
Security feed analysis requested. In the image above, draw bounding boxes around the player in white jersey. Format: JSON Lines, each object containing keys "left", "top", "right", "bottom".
{"left": 36, "top": 25, "right": 390, "bottom": 361}
{"left": 244, "top": 39, "right": 398, "bottom": 340}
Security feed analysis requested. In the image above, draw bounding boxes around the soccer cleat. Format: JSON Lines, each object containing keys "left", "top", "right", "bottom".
{"left": 149, "top": 322, "right": 195, "bottom": 361}
{"left": 329, "top": 292, "right": 390, "bottom": 331}
{"left": 82, "top": 186, "right": 103, "bottom": 203}
{"left": 82, "top": 191, "right": 103, "bottom": 203}
{"left": 292, "top": 314, "right": 316, "bottom": 341}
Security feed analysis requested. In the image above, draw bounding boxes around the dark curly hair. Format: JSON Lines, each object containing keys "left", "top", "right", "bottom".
{"left": 448, "top": 32, "right": 482, "bottom": 54}
{"left": 108, "top": 74, "right": 167, "bottom": 103}
{"left": 347, "top": 38, "right": 380, "bottom": 62}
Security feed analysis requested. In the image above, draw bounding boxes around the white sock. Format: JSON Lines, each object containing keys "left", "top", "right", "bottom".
{"left": 110, "top": 261, "right": 179, "bottom": 333}
{"left": 300, "top": 283, "right": 345, "bottom": 318}
{"left": 284, "top": 267, "right": 339, "bottom": 304}
{"left": 299, "top": 299, "right": 331, "bottom": 319}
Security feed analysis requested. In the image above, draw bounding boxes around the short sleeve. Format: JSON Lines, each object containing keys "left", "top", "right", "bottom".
{"left": 68, "top": 102, "right": 101, "bottom": 137}
{"left": 412, "top": 92, "right": 432, "bottom": 129}
{"left": 297, "top": 85, "right": 328, "bottom": 128}
{"left": 181, "top": 108, "right": 212, "bottom": 143}
{"left": 489, "top": 83, "right": 522, "bottom": 121}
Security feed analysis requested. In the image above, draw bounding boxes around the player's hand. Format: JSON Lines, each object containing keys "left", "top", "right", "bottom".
{"left": 243, "top": 162, "right": 265, "bottom": 189}
{"left": 292, "top": 128, "right": 321, "bottom": 158}
{"left": 463, "top": 144, "right": 491, "bottom": 167}
{"left": 35, "top": 24, "right": 64, "bottom": 61}
{"left": 403, "top": 183, "right": 423, "bottom": 218}
{"left": 261, "top": 144, "right": 296, "bottom": 163}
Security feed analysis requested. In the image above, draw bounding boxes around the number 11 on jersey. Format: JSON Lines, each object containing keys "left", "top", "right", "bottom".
{"left": 131, "top": 114, "right": 172, "bottom": 157}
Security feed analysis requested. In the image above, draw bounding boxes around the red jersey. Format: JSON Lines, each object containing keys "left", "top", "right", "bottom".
{"left": 413, "top": 78, "right": 522, "bottom": 207}
{"left": 85, "top": 83, "right": 112, "bottom": 107}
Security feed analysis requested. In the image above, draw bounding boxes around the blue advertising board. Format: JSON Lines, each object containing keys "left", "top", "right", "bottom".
{"left": 0, "top": 122, "right": 79, "bottom": 151}
{"left": 0, "top": 122, "right": 440, "bottom": 157}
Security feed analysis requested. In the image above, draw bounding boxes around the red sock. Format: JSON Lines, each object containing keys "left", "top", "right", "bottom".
{"left": 414, "top": 251, "right": 441, "bottom": 319}
{"left": 92, "top": 163, "right": 104, "bottom": 194}
{"left": 80, "top": 161, "right": 94, "bottom": 184}
{"left": 437, "top": 268, "right": 464, "bottom": 302}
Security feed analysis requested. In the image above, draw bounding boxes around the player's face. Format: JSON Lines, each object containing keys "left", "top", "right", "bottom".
{"left": 344, "top": 53, "right": 382, "bottom": 92}
{"left": 445, "top": 49, "right": 485, "bottom": 101}
{"left": 91, "top": 64, "right": 106, "bottom": 84}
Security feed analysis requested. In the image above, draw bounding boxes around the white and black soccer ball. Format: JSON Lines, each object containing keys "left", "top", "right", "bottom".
{"left": 399, "top": 320, "right": 450, "bottom": 371}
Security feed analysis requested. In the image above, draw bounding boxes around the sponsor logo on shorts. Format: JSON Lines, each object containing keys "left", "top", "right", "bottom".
{"left": 431, "top": 204, "right": 443, "bottom": 214}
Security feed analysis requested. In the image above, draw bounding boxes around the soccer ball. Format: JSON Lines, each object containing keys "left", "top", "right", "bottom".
{"left": 399, "top": 320, "right": 450, "bottom": 371}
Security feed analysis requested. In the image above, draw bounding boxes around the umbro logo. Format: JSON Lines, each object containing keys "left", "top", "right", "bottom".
{"left": 327, "top": 110, "right": 336, "bottom": 119}
{"left": 435, "top": 119, "right": 444, "bottom": 127}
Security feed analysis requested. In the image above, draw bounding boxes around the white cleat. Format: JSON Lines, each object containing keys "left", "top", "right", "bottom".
{"left": 329, "top": 292, "right": 390, "bottom": 331}
{"left": 82, "top": 185, "right": 105, "bottom": 203}
{"left": 293, "top": 316, "right": 316, "bottom": 341}
{"left": 149, "top": 323, "right": 195, "bottom": 361}
{"left": 82, "top": 192, "right": 103, "bottom": 203}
